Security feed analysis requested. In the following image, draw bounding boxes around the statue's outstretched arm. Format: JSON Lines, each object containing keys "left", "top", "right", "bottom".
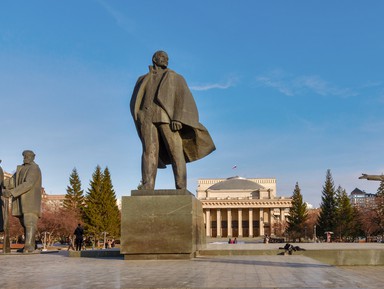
{"left": 359, "top": 173, "right": 384, "bottom": 181}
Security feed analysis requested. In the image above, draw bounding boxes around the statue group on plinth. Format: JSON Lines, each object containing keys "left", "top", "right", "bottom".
{"left": 121, "top": 51, "right": 215, "bottom": 259}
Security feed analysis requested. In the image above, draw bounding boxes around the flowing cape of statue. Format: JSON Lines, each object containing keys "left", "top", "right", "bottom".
{"left": 131, "top": 69, "right": 216, "bottom": 168}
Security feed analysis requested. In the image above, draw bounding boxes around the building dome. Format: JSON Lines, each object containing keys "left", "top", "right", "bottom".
{"left": 207, "top": 176, "right": 265, "bottom": 191}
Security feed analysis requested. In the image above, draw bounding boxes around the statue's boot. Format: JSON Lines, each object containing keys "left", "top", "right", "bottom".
{"left": 24, "top": 226, "right": 36, "bottom": 253}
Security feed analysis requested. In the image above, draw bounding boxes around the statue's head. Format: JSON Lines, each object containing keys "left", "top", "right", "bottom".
{"left": 22, "top": 150, "right": 35, "bottom": 164}
{"left": 152, "top": 51, "right": 168, "bottom": 69}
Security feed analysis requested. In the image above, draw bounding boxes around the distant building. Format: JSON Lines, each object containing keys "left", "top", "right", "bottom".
{"left": 3, "top": 171, "right": 12, "bottom": 180}
{"left": 42, "top": 190, "right": 66, "bottom": 208}
{"left": 349, "top": 188, "right": 376, "bottom": 207}
{"left": 196, "top": 176, "right": 292, "bottom": 238}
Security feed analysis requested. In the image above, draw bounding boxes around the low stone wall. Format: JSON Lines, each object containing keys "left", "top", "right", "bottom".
{"left": 66, "top": 249, "right": 122, "bottom": 258}
{"left": 63, "top": 242, "right": 384, "bottom": 265}
{"left": 302, "top": 249, "right": 384, "bottom": 266}
{"left": 0, "top": 244, "right": 24, "bottom": 250}
{"left": 198, "top": 243, "right": 384, "bottom": 265}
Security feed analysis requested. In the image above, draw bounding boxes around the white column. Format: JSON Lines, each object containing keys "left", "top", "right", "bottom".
{"left": 238, "top": 209, "right": 243, "bottom": 237}
{"left": 270, "top": 208, "right": 274, "bottom": 235}
{"left": 280, "top": 208, "right": 285, "bottom": 222}
{"left": 259, "top": 208, "right": 264, "bottom": 236}
{"left": 227, "top": 209, "right": 232, "bottom": 237}
{"left": 248, "top": 208, "right": 253, "bottom": 237}
{"left": 217, "top": 209, "right": 221, "bottom": 237}
{"left": 205, "top": 210, "right": 211, "bottom": 237}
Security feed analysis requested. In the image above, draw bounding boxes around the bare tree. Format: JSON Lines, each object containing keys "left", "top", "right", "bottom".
{"left": 37, "top": 200, "right": 78, "bottom": 246}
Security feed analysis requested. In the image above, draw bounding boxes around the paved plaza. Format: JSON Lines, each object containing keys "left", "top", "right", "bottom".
{"left": 0, "top": 250, "right": 383, "bottom": 289}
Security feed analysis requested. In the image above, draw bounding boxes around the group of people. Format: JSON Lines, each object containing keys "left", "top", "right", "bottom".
{"left": 105, "top": 239, "right": 116, "bottom": 249}
{"left": 228, "top": 238, "right": 237, "bottom": 244}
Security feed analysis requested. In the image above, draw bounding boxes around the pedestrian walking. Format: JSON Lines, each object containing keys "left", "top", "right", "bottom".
{"left": 74, "top": 224, "right": 84, "bottom": 251}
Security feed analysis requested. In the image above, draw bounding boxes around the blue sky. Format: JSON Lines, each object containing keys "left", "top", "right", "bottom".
{"left": 1, "top": 1, "right": 384, "bottom": 207}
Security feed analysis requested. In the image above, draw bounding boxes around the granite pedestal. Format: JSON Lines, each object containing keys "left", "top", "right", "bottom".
{"left": 120, "top": 189, "right": 205, "bottom": 260}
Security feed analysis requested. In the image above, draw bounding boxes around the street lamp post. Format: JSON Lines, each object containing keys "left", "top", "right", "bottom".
{"left": 304, "top": 226, "right": 307, "bottom": 241}
{"left": 90, "top": 235, "right": 94, "bottom": 250}
{"left": 314, "top": 225, "right": 317, "bottom": 243}
{"left": 43, "top": 232, "right": 47, "bottom": 251}
{"left": 102, "top": 232, "right": 108, "bottom": 249}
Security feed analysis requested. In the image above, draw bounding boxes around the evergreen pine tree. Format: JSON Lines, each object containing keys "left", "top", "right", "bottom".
{"left": 63, "top": 168, "right": 84, "bottom": 216}
{"left": 377, "top": 180, "right": 384, "bottom": 197}
{"left": 335, "top": 186, "right": 354, "bottom": 241}
{"left": 83, "top": 165, "right": 105, "bottom": 237}
{"left": 317, "top": 169, "right": 337, "bottom": 239}
{"left": 83, "top": 166, "right": 121, "bottom": 240}
{"left": 100, "top": 167, "right": 121, "bottom": 237}
{"left": 286, "top": 182, "right": 308, "bottom": 242}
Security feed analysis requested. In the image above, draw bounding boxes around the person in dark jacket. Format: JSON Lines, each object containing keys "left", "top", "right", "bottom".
{"left": 74, "top": 224, "right": 84, "bottom": 251}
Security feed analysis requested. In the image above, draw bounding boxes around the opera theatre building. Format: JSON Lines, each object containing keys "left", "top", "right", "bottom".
{"left": 196, "top": 177, "right": 292, "bottom": 238}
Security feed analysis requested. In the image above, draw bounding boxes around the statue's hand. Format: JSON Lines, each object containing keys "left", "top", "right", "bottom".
{"left": 171, "top": 121, "right": 182, "bottom": 131}
{"left": 359, "top": 174, "right": 368, "bottom": 179}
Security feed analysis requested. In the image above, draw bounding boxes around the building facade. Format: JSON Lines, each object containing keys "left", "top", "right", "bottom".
{"left": 42, "top": 191, "right": 66, "bottom": 208}
{"left": 3, "top": 171, "right": 12, "bottom": 181}
{"left": 196, "top": 176, "right": 292, "bottom": 238}
{"left": 350, "top": 188, "right": 377, "bottom": 208}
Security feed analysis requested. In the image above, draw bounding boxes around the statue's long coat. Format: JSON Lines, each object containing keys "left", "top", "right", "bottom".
{"left": 131, "top": 68, "right": 215, "bottom": 168}
{"left": 10, "top": 162, "right": 42, "bottom": 217}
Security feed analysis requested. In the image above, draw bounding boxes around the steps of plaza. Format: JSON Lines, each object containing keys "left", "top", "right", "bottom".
{"left": 199, "top": 241, "right": 384, "bottom": 265}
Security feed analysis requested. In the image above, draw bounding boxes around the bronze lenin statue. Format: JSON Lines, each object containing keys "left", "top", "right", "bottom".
{"left": 131, "top": 51, "right": 215, "bottom": 190}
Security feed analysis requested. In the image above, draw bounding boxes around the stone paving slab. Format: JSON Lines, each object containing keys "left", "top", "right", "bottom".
{"left": 0, "top": 251, "right": 383, "bottom": 288}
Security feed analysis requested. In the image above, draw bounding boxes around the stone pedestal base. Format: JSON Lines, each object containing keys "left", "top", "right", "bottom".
{"left": 120, "top": 189, "right": 206, "bottom": 260}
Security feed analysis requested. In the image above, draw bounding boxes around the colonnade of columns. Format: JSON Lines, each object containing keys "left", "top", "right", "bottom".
{"left": 204, "top": 207, "right": 287, "bottom": 238}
